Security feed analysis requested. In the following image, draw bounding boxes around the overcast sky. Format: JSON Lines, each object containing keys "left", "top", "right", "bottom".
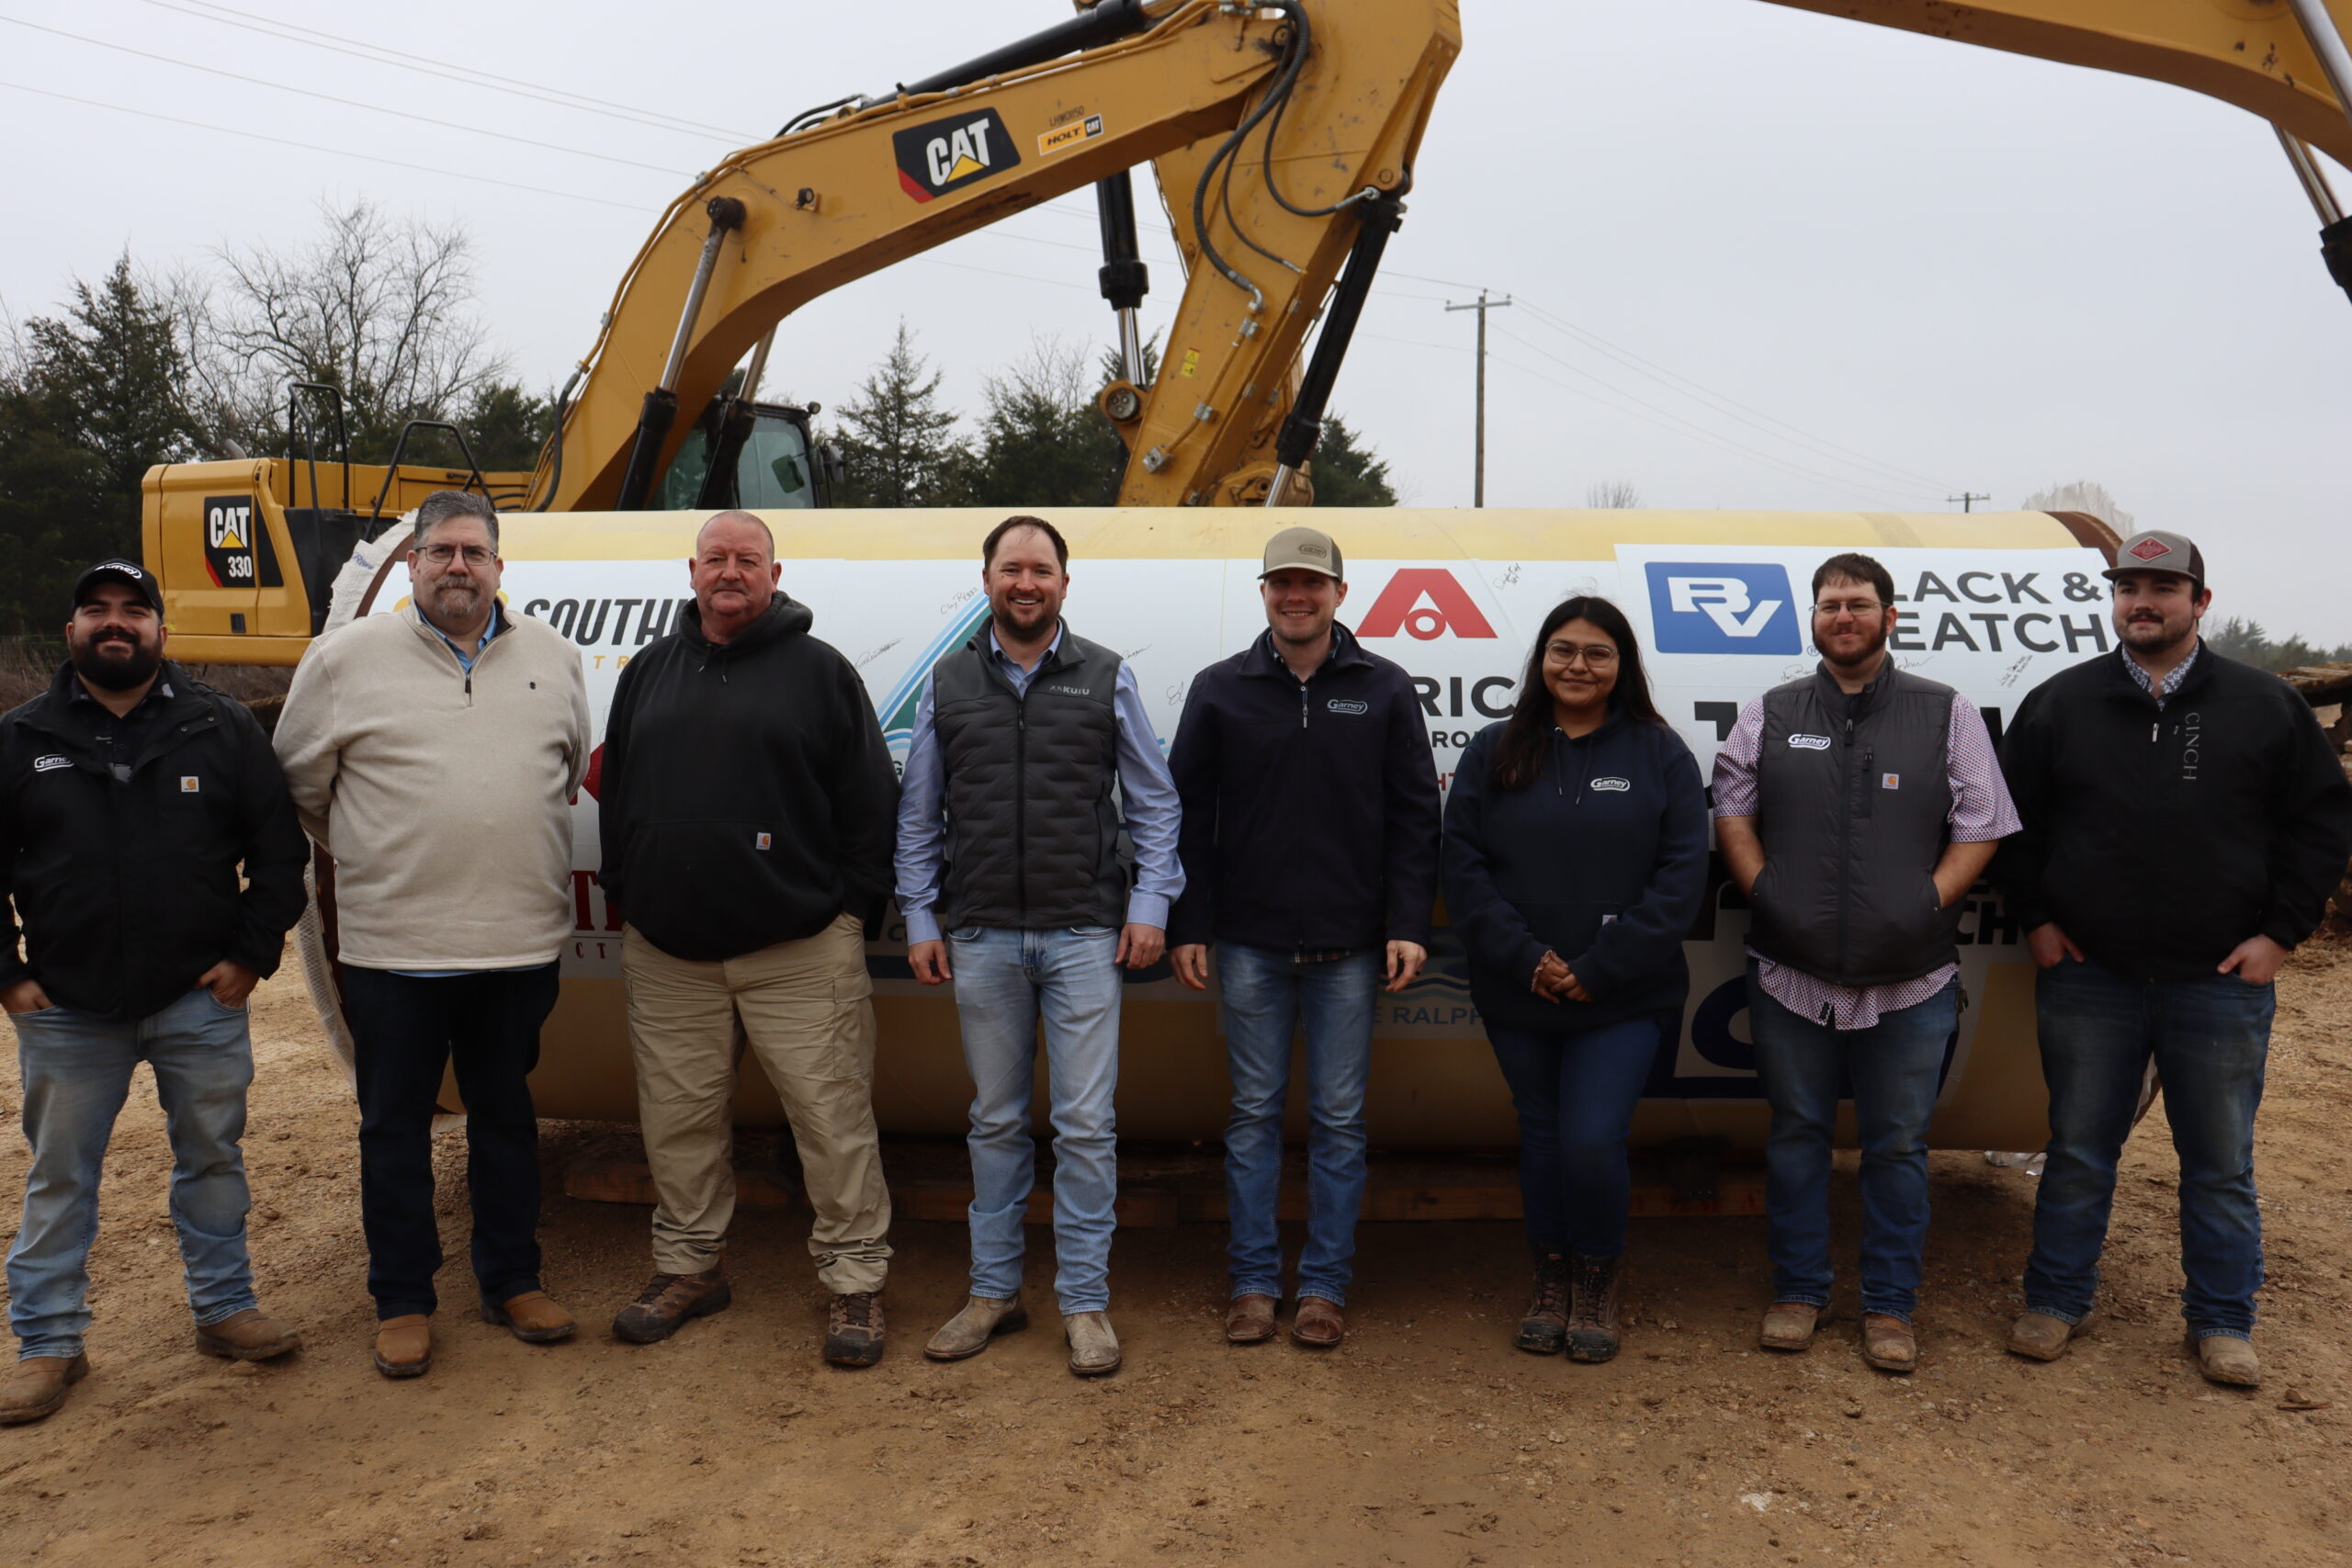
{"left": 4, "top": 0, "right": 2345, "bottom": 638}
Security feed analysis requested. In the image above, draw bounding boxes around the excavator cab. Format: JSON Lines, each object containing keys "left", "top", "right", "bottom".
{"left": 654, "top": 396, "right": 842, "bottom": 512}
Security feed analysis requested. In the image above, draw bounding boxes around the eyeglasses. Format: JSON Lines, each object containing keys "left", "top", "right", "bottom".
{"left": 1544, "top": 642, "right": 1618, "bottom": 668}
{"left": 1812, "top": 599, "right": 1883, "bottom": 618}
{"left": 417, "top": 545, "right": 493, "bottom": 566}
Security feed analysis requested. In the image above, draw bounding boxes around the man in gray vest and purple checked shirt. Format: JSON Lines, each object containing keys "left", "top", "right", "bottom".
{"left": 897, "top": 514, "right": 1183, "bottom": 1379}
{"left": 1712, "top": 551, "right": 2020, "bottom": 1376}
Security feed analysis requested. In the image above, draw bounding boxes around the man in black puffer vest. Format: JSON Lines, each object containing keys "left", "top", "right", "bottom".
{"left": 1713, "top": 551, "right": 2019, "bottom": 1377}
{"left": 1994, "top": 531, "right": 2352, "bottom": 1390}
{"left": 898, "top": 516, "right": 1183, "bottom": 1379}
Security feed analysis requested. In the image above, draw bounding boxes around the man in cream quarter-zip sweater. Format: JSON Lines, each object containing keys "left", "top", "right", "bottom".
{"left": 276, "top": 491, "right": 590, "bottom": 1379}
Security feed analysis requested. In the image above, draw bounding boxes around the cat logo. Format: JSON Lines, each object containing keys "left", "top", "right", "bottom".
{"left": 203, "top": 495, "right": 256, "bottom": 587}
{"left": 893, "top": 108, "right": 1020, "bottom": 203}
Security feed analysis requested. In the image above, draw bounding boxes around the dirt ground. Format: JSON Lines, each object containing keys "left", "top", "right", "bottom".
{"left": 3, "top": 946, "right": 2349, "bottom": 1568}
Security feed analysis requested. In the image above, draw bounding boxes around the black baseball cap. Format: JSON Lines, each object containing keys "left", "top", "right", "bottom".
{"left": 72, "top": 558, "right": 164, "bottom": 614}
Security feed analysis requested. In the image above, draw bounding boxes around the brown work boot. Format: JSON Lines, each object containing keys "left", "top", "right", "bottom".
{"left": 373, "top": 1314, "right": 432, "bottom": 1379}
{"left": 1860, "top": 1313, "right": 1917, "bottom": 1374}
{"left": 2007, "top": 1310, "right": 2080, "bottom": 1362}
{"left": 1566, "top": 1253, "right": 1623, "bottom": 1364}
{"left": 1065, "top": 1311, "right": 1123, "bottom": 1376}
{"left": 1292, "top": 1296, "right": 1345, "bottom": 1348}
{"left": 1759, "top": 1300, "right": 1830, "bottom": 1352}
{"left": 925, "top": 1294, "right": 1029, "bottom": 1361}
{"left": 194, "top": 1308, "right": 302, "bottom": 1361}
{"left": 1226, "top": 1293, "right": 1278, "bottom": 1345}
{"left": 824, "top": 1292, "right": 885, "bottom": 1368}
{"left": 612, "top": 1266, "right": 731, "bottom": 1345}
{"left": 0, "top": 1355, "right": 88, "bottom": 1425}
{"left": 1517, "top": 1251, "right": 1569, "bottom": 1355}
{"left": 2188, "top": 1331, "right": 2261, "bottom": 1388}
{"left": 481, "top": 1291, "right": 577, "bottom": 1344}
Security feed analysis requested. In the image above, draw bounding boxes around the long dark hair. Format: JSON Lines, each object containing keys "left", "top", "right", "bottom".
{"left": 1489, "top": 595, "right": 1666, "bottom": 790}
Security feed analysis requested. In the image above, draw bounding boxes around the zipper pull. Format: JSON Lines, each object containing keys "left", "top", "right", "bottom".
{"left": 2150, "top": 721, "right": 2157, "bottom": 743}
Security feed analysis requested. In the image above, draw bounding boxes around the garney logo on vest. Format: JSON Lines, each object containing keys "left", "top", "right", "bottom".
{"left": 1644, "top": 562, "right": 1800, "bottom": 654}
{"left": 893, "top": 109, "right": 1020, "bottom": 202}
{"left": 1357, "top": 569, "right": 1497, "bottom": 641}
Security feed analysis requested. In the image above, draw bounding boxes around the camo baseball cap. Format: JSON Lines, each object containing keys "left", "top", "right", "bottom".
{"left": 1261, "top": 525, "right": 1343, "bottom": 581}
{"left": 2104, "top": 530, "right": 2205, "bottom": 587}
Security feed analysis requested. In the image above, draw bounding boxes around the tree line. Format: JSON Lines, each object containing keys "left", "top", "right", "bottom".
{"left": 0, "top": 202, "right": 1397, "bottom": 637}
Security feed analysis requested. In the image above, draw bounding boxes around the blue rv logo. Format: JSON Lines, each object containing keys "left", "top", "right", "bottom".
{"left": 1645, "top": 562, "right": 1801, "bottom": 654}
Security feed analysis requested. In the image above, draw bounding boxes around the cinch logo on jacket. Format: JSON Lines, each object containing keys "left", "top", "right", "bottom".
{"left": 1645, "top": 562, "right": 1801, "bottom": 654}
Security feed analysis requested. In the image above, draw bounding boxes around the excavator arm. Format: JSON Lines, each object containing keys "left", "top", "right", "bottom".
{"left": 531, "top": 0, "right": 1461, "bottom": 513}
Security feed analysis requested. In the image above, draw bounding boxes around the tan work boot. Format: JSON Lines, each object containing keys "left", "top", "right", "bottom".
{"left": 481, "top": 1291, "right": 577, "bottom": 1344}
{"left": 0, "top": 1355, "right": 88, "bottom": 1425}
{"left": 612, "top": 1266, "right": 730, "bottom": 1345}
{"left": 1226, "top": 1293, "right": 1278, "bottom": 1345}
{"left": 1759, "top": 1301, "right": 1830, "bottom": 1352}
{"left": 373, "top": 1314, "right": 432, "bottom": 1379}
{"left": 194, "top": 1308, "right": 302, "bottom": 1361}
{"left": 1566, "top": 1253, "right": 1623, "bottom": 1364}
{"left": 1065, "top": 1311, "right": 1122, "bottom": 1376}
{"left": 1860, "top": 1313, "right": 1917, "bottom": 1374}
{"left": 2007, "top": 1311, "right": 2080, "bottom": 1362}
{"left": 924, "top": 1294, "right": 1028, "bottom": 1361}
{"left": 1517, "top": 1251, "right": 1569, "bottom": 1355}
{"left": 2188, "top": 1332, "right": 2260, "bottom": 1388}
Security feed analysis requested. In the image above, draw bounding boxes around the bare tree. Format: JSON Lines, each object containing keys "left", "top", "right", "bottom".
{"left": 176, "top": 199, "right": 506, "bottom": 462}
{"left": 2020, "top": 479, "right": 2134, "bottom": 533}
{"left": 1586, "top": 479, "right": 1642, "bottom": 508}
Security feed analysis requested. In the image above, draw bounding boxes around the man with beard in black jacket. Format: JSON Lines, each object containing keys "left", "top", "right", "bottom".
{"left": 1166, "top": 526, "right": 1441, "bottom": 1350}
{"left": 0, "top": 561, "right": 308, "bottom": 1425}
{"left": 596, "top": 512, "right": 900, "bottom": 1367}
{"left": 1994, "top": 531, "right": 2352, "bottom": 1389}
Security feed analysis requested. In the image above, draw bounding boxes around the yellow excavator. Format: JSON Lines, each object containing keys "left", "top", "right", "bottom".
{"left": 143, "top": 0, "right": 2352, "bottom": 665}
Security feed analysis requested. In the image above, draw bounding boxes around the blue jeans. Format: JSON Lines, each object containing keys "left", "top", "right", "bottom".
{"left": 1218, "top": 944, "right": 1379, "bottom": 1305}
{"left": 948, "top": 926, "right": 1122, "bottom": 1314}
{"left": 2025, "top": 956, "right": 2272, "bottom": 1340}
{"left": 7, "top": 988, "right": 259, "bottom": 1359}
{"left": 1487, "top": 1019, "right": 1664, "bottom": 1260}
{"left": 1748, "top": 970, "right": 1958, "bottom": 1323}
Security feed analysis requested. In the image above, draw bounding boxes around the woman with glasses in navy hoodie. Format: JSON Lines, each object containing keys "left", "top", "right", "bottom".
{"left": 1442, "top": 596, "right": 1708, "bottom": 1364}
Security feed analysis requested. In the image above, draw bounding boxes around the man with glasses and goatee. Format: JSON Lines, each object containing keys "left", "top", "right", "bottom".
{"left": 1711, "top": 552, "right": 2019, "bottom": 1377}
{"left": 277, "top": 491, "right": 591, "bottom": 1380}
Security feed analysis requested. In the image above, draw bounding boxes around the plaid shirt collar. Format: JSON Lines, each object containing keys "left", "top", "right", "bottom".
{"left": 2121, "top": 639, "right": 2199, "bottom": 709}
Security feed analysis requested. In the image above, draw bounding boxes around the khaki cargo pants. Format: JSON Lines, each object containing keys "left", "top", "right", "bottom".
{"left": 621, "top": 916, "right": 891, "bottom": 1293}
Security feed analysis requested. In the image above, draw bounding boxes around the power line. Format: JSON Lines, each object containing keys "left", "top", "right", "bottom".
{"left": 1490, "top": 324, "right": 1939, "bottom": 505}
{"left": 1508, "top": 297, "right": 1961, "bottom": 491}
{"left": 1484, "top": 349, "right": 1943, "bottom": 509}
{"left": 0, "top": 80, "right": 643, "bottom": 209}
{"left": 0, "top": 14, "right": 689, "bottom": 176}
{"left": 127, "top": 0, "right": 755, "bottom": 144}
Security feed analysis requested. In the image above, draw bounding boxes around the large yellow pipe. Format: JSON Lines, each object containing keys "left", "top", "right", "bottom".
{"left": 301, "top": 506, "right": 2118, "bottom": 1153}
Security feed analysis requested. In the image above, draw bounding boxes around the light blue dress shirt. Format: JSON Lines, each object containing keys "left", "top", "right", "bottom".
{"left": 894, "top": 624, "right": 1183, "bottom": 945}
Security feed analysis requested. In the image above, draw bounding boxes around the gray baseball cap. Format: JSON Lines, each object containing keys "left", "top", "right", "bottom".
{"left": 2104, "top": 530, "right": 2206, "bottom": 587}
{"left": 1261, "top": 525, "right": 1343, "bottom": 581}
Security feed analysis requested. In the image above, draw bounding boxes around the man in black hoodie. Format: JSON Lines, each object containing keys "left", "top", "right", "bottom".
{"left": 1993, "top": 531, "right": 2352, "bottom": 1388}
{"left": 1, "top": 562, "right": 308, "bottom": 1424}
{"left": 596, "top": 513, "right": 900, "bottom": 1367}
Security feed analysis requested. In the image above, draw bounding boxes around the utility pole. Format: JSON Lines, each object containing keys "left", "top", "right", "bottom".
{"left": 1949, "top": 491, "right": 1989, "bottom": 513}
{"left": 1444, "top": 291, "right": 1511, "bottom": 506}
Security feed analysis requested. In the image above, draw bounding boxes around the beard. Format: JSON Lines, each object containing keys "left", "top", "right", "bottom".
{"left": 1820, "top": 620, "right": 1890, "bottom": 669}
{"left": 992, "top": 597, "right": 1057, "bottom": 637}
{"left": 69, "top": 632, "right": 163, "bottom": 692}
{"left": 424, "top": 580, "right": 482, "bottom": 621}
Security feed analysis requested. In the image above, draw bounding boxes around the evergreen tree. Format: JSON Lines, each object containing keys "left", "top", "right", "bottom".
{"left": 0, "top": 254, "right": 198, "bottom": 635}
{"left": 962, "top": 338, "right": 1122, "bottom": 508}
{"left": 827, "top": 321, "right": 969, "bottom": 507}
{"left": 1306, "top": 414, "right": 1398, "bottom": 507}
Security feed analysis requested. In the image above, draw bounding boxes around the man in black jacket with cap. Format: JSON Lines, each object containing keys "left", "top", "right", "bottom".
{"left": 597, "top": 512, "right": 900, "bottom": 1366}
{"left": 1994, "top": 530, "right": 2352, "bottom": 1388}
{"left": 0, "top": 560, "right": 308, "bottom": 1424}
{"left": 1167, "top": 525, "right": 1442, "bottom": 1350}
